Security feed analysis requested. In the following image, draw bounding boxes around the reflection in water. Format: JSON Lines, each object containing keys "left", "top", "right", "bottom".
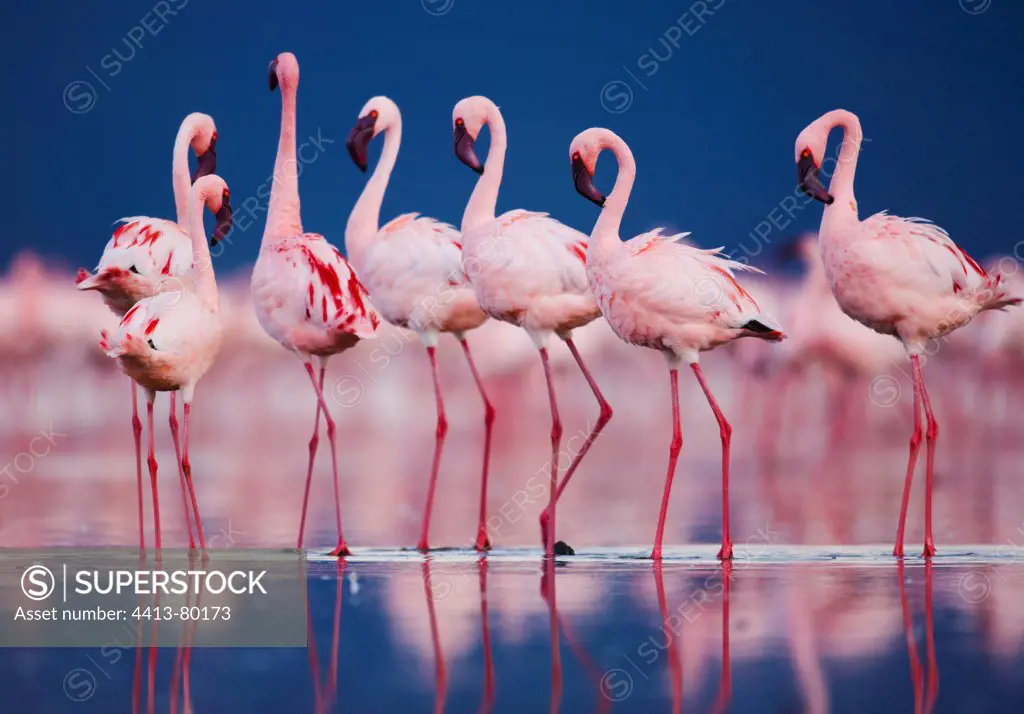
{"left": 6, "top": 557, "right": 1024, "bottom": 712}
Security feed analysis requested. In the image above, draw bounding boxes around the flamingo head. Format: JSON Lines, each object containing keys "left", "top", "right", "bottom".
{"left": 193, "top": 175, "right": 233, "bottom": 247}
{"left": 186, "top": 112, "right": 218, "bottom": 183}
{"left": 268, "top": 52, "right": 299, "bottom": 93}
{"left": 452, "top": 96, "right": 494, "bottom": 174}
{"left": 346, "top": 96, "right": 398, "bottom": 172}
{"left": 794, "top": 121, "right": 833, "bottom": 205}
{"left": 568, "top": 128, "right": 609, "bottom": 208}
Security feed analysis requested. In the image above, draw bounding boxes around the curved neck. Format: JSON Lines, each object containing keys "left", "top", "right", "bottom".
{"left": 265, "top": 84, "right": 303, "bottom": 240}
{"left": 188, "top": 189, "right": 219, "bottom": 312}
{"left": 345, "top": 118, "right": 401, "bottom": 269}
{"left": 171, "top": 118, "right": 198, "bottom": 227}
{"left": 462, "top": 106, "right": 507, "bottom": 234}
{"left": 592, "top": 133, "right": 637, "bottom": 248}
{"left": 824, "top": 110, "right": 863, "bottom": 202}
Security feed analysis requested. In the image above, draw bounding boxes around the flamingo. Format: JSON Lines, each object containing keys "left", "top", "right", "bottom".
{"left": 77, "top": 111, "right": 217, "bottom": 551}
{"left": 344, "top": 96, "right": 495, "bottom": 552}
{"left": 451, "top": 95, "right": 613, "bottom": 558}
{"left": 99, "top": 174, "right": 233, "bottom": 552}
{"left": 568, "top": 128, "right": 785, "bottom": 560}
{"left": 794, "top": 109, "right": 1021, "bottom": 557}
{"left": 252, "top": 52, "right": 380, "bottom": 556}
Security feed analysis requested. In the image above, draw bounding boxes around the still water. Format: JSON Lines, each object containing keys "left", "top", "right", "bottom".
{"left": 5, "top": 546, "right": 1024, "bottom": 713}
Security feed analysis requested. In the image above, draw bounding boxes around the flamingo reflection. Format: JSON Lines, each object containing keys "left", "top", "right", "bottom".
{"left": 422, "top": 559, "right": 449, "bottom": 714}
{"left": 478, "top": 558, "right": 496, "bottom": 714}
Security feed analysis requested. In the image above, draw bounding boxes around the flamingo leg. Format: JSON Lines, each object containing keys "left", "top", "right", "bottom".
{"left": 297, "top": 364, "right": 326, "bottom": 549}
{"left": 654, "top": 562, "right": 682, "bottom": 714}
{"left": 651, "top": 368, "right": 682, "bottom": 560}
{"left": 145, "top": 392, "right": 162, "bottom": 552}
{"left": 181, "top": 402, "right": 207, "bottom": 552}
{"left": 540, "top": 338, "right": 613, "bottom": 546}
{"left": 711, "top": 561, "right": 733, "bottom": 714}
{"left": 897, "top": 559, "right": 924, "bottom": 714}
{"left": 459, "top": 337, "right": 496, "bottom": 552}
{"left": 168, "top": 393, "right": 196, "bottom": 550}
{"left": 924, "top": 561, "right": 939, "bottom": 713}
{"left": 538, "top": 347, "right": 564, "bottom": 558}
{"left": 303, "top": 360, "right": 349, "bottom": 557}
{"left": 540, "top": 559, "right": 562, "bottom": 714}
{"left": 916, "top": 358, "right": 939, "bottom": 558}
{"left": 418, "top": 346, "right": 448, "bottom": 552}
{"left": 895, "top": 355, "right": 924, "bottom": 557}
{"left": 131, "top": 380, "right": 145, "bottom": 551}
{"left": 691, "top": 363, "right": 734, "bottom": 560}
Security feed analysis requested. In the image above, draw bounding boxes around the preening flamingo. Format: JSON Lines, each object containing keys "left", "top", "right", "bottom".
{"left": 77, "top": 111, "right": 217, "bottom": 551}
{"left": 795, "top": 109, "right": 1021, "bottom": 558}
{"left": 345, "top": 96, "right": 494, "bottom": 552}
{"left": 252, "top": 52, "right": 380, "bottom": 556}
{"left": 452, "top": 96, "right": 612, "bottom": 558}
{"left": 100, "top": 174, "right": 233, "bottom": 552}
{"left": 569, "top": 127, "right": 785, "bottom": 560}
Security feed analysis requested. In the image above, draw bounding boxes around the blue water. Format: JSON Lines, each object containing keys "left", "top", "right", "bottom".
{"left": 6, "top": 547, "right": 1024, "bottom": 713}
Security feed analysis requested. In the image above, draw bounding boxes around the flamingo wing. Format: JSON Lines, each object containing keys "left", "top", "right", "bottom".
{"left": 97, "top": 217, "right": 192, "bottom": 278}
{"left": 495, "top": 210, "right": 591, "bottom": 295}
{"left": 294, "top": 234, "right": 379, "bottom": 337}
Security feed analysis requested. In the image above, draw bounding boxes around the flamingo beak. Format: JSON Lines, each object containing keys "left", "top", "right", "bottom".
{"left": 454, "top": 122, "right": 483, "bottom": 174}
{"left": 211, "top": 194, "right": 233, "bottom": 247}
{"left": 76, "top": 268, "right": 102, "bottom": 291}
{"left": 346, "top": 114, "right": 376, "bottom": 173}
{"left": 268, "top": 59, "right": 279, "bottom": 92}
{"left": 572, "top": 154, "right": 605, "bottom": 207}
{"left": 192, "top": 133, "right": 217, "bottom": 183}
{"left": 797, "top": 152, "right": 833, "bottom": 205}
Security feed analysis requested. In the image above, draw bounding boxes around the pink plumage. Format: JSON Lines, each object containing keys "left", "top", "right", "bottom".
{"left": 794, "top": 108, "right": 1021, "bottom": 558}
{"left": 569, "top": 127, "right": 785, "bottom": 561}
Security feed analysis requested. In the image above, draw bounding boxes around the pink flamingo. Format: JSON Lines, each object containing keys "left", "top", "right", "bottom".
{"left": 452, "top": 96, "right": 613, "bottom": 558}
{"left": 78, "top": 112, "right": 217, "bottom": 551}
{"left": 569, "top": 128, "right": 785, "bottom": 560}
{"left": 99, "top": 174, "right": 233, "bottom": 552}
{"left": 794, "top": 109, "right": 1021, "bottom": 557}
{"left": 345, "top": 96, "right": 494, "bottom": 552}
{"left": 252, "top": 52, "right": 380, "bottom": 556}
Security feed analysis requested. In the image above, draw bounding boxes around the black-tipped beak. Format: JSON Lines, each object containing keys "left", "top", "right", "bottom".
{"left": 268, "top": 59, "right": 279, "bottom": 92}
{"left": 572, "top": 154, "right": 605, "bottom": 207}
{"left": 454, "top": 122, "right": 483, "bottom": 174}
{"left": 211, "top": 194, "right": 233, "bottom": 247}
{"left": 346, "top": 114, "right": 376, "bottom": 173}
{"left": 797, "top": 152, "right": 833, "bottom": 205}
{"left": 191, "top": 134, "right": 217, "bottom": 183}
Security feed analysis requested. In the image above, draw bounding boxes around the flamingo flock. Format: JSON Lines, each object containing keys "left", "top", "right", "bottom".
{"left": 75, "top": 52, "right": 1019, "bottom": 561}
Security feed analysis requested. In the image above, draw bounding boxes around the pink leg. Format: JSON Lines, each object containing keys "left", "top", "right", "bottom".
{"left": 651, "top": 368, "right": 682, "bottom": 560}
{"left": 297, "top": 364, "right": 326, "bottom": 549}
{"left": 691, "top": 363, "right": 734, "bottom": 560}
{"left": 540, "top": 559, "right": 563, "bottom": 714}
{"left": 654, "top": 562, "right": 682, "bottom": 714}
{"left": 146, "top": 395, "right": 162, "bottom": 552}
{"left": 181, "top": 402, "right": 207, "bottom": 551}
{"left": 540, "top": 338, "right": 613, "bottom": 546}
{"left": 895, "top": 355, "right": 924, "bottom": 557}
{"left": 539, "top": 347, "right": 564, "bottom": 558}
{"left": 710, "top": 561, "right": 733, "bottom": 714}
{"left": 898, "top": 560, "right": 924, "bottom": 714}
{"left": 303, "top": 361, "right": 349, "bottom": 556}
{"left": 924, "top": 561, "right": 939, "bottom": 713}
{"left": 916, "top": 358, "right": 939, "bottom": 558}
{"left": 168, "top": 393, "right": 196, "bottom": 550}
{"left": 418, "top": 346, "right": 448, "bottom": 552}
{"left": 131, "top": 381, "right": 145, "bottom": 551}
{"left": 459, "top": 338, "right": 496, "bottom": 552}
{"left": 478, "top": 558, "right": 496, "bottom": 712}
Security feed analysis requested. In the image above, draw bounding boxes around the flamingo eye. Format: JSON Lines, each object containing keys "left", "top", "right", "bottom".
{"left": 369, "top": 110, "right": 378, "bottom": 119}
{"left": 801, "top": 149, "right": 811, "bottom": 159}
{"left": 572, "top": 152, "right": 581, "bottom": 160}
{"left": 455, "top": 117, "right": 464, "bottom": 126}
{"left": 147, "top": 339, "right": 157, "bottom": 350}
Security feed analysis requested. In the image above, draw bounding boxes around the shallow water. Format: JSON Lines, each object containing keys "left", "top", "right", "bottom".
{"left": 5, "top": 546, "right": 1024, "bottom": 713}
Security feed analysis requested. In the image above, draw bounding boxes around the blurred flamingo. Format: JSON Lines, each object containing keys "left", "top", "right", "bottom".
{"left": 569, "top": 128, "right": 785, "bottom": 560}
{"left": 77, "top": 112, "right": 217, "bottom": 551}
{"left": 452, "top": 96, "right": 612, "bottom": 558}
{"left": 100, "top": 174, "right": 232, "bottom": 552}
{"left": 251, "top": 53, "right": 380, "bottom": 556}
{"left": 795, "top": 109, "right": 1021, "bottom": 557}
{"left": 345, "top": 96, "right": 494, "bottom": 552}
